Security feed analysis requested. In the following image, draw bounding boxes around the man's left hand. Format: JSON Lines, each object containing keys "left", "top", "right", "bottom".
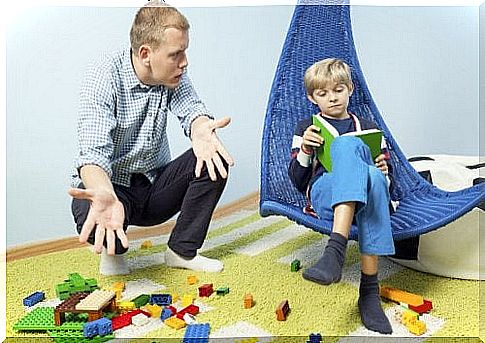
{"left": 191, "top": 116, "right": 234, "bottom": 180}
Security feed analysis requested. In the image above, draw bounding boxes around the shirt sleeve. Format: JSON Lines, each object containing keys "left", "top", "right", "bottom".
{"left": 169, "top": 72, "right": 213, "bottom": 138}
{"left": 74, "top": 62, "right": 117, "bottom": 178}
{"left": 288, "top": 120, "right": 314, "bottom": 193}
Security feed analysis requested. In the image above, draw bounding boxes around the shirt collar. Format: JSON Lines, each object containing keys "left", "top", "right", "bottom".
{"left": 122, "top": 48, "right": 152, "bottom": 90}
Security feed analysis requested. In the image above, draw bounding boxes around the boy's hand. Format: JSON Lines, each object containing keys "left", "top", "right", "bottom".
{"left": 301, "top": 125, "right": 323, "bottom": 154}
{"left": 374, "top": 154, "right": 388, "bottom": 175}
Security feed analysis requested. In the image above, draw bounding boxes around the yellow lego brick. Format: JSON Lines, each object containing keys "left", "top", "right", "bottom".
{"left": 406, "top": 318, "right": 426, "bottom": 336}
{"left": 187, "top": 275, "right": 198, "bottom": 285}
{"left": 141, "top": 240, "right": 153, "bottom": 249}
{"left": 164, "top": 316, "right": 186, "bottom": 329}
{"left": 380, "top": 286, "right": 424, "bottom": 306}
{"left": 181, "top": 294, "right": 193, "bottom": 307}
{"left": 117, "top": 301, "right": 136, "bottom": 313}
{"left": 171, "top": 292, "right": 179, "bottom": 303}
{"left": 111, "top": 281, "right": 125, "bottom": 291}
{"left": 143, "top": 303, "right": 162, "bottom": 317}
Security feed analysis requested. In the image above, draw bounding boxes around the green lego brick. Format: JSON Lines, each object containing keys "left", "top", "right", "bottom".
{"left": 13, "top": 307, "right": 57, "bottom": 331}
{"left": 55, "top": 273, "right": 99, "bottom": 300}
{"left": 48, "top": 329, "right": 114, "bottom": 343}
{"left": 13, "top": 307, "right": 88, "bottom": 332}
{"left": 131, "top": 294, "right": 150, "bottom": 308}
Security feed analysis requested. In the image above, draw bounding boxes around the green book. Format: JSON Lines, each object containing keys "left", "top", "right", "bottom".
{"left": 312, "top": 114, "right": 383, "bottom": 172}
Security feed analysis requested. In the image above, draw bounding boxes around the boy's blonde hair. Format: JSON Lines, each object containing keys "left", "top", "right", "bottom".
{"left": 130, "top": 1, "right": 190, "bottom": 52}
{"left": 304, "top": 58, "right": 353, "bottom": 95}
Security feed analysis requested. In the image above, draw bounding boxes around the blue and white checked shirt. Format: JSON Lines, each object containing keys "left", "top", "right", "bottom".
{"left": 73, "top": 48, "right": 212, "bottom": 187}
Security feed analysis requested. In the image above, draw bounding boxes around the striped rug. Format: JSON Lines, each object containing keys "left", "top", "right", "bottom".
{"left": 6, "top": 210, "right": 481, "bottom": 342}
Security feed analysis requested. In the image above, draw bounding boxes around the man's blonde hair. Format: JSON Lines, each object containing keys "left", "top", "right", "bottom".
{"left": 304, "top": 58, "right": 353, "bottom": 95}
{"left": 130, "top": 1, "right": 190, "bottom": 52}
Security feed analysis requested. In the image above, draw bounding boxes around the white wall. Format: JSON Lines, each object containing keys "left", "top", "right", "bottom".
{"left": 6, "top": 5, "right": 479, "bottom": 247}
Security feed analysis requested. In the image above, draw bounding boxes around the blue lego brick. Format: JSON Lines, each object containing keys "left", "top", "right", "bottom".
{"left": 150, "top": 293, "right": 172, "bottom": 306}
{"left": 96, "top": 318, "right": 113, "bottom": 336}
{"left": 161, "top": 307, "right": 173, "bottom": 321}
{"left": 83, "top": 320, "right": 98, "bottom": 338}
{"left": 308, "top": 333, "right": 323, "bottom": 342}
{"left": 23, "top": 291, "right": 45, "bottom": 307}
{"left": 83, "top": 317, "right": 112, "bottom": 338}
{"left": 183, "top": 323, "right": 210, "bottom": 343}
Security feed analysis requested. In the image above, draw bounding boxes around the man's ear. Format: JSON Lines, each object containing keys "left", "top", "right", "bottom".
{"left": 138, "top": 45, "right": 151, "bottom": 67}
{"left": 307, "top": 94, "right": 317, "bottom": 105}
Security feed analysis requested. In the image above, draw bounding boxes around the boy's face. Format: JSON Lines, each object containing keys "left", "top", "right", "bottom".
{"left": 308, "top": 82, "right": 353, "bottom": 119}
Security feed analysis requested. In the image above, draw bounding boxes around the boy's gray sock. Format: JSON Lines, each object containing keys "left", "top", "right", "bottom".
{"left": 358, "top": 272, "right": 392, "bottom": 334}
{"left": 302, "top": 232, "right": 347, "bottom": 285}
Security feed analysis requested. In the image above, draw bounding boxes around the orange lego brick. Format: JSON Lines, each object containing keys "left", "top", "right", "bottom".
{"left": 380, "top": 286, "right": 424, "bottom": 306}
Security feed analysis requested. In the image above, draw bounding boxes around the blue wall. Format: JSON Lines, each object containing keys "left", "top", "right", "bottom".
{"left": 6, "top": 5, "right": 479, "bottom": 246}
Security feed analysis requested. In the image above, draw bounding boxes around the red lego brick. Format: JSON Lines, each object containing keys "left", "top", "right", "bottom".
{"left": 111, "top": 313, "right": 132, "bottom": 331}
{"left": 176, "top": 304, "right": 199, "bottom": 320}
{"left": 408, "top": 299, "right": 433, "bottom": 314}
{"left": 198, "top": 284, "right": 214, "bottom": 297}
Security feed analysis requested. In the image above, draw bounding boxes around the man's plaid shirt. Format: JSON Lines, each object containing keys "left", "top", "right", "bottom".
{"left": 73, "top": 48, "right": 212, "bottom": 187}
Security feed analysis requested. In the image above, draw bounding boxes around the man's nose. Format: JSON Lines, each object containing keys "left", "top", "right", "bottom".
{"left": 179, "top": 54, "right": 188, "bottom": 69}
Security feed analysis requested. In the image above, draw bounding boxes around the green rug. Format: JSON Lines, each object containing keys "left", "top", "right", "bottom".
{"left": 6, "top": 210, "right": 484, "bottom": 342}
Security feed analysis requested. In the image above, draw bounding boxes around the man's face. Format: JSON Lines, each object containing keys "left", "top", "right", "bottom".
{"left": 149, "top": 27, "right": 189, "bottom": 88}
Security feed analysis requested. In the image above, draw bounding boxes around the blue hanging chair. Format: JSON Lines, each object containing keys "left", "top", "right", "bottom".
{"left": 259, "top": 3, "right": 484, "bottom": 241}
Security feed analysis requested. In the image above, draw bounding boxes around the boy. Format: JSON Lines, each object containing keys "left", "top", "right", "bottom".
{"left": 288, "top": 58, "right": 395, "bottom": 334}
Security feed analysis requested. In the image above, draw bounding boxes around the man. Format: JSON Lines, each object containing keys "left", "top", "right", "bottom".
{"left": 69, "top": 1, "right": 233, "bottom": 276}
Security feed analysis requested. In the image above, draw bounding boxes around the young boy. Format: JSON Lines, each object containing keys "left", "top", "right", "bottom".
{"left": 288, "top": 58, "right": 395, "bottom": 334}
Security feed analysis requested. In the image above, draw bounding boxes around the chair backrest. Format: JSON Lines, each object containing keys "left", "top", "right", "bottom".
{"left": 260, "top": 4, "right": 431, "bottom": 210}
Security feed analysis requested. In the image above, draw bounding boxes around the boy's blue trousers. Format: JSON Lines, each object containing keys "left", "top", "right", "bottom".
{"left": 310, "top": 136, "right": 395, "bottom": 255}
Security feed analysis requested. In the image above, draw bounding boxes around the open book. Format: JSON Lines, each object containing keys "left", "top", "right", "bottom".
{"left": 312, "top": 114, "right": 383, "bottom": 172}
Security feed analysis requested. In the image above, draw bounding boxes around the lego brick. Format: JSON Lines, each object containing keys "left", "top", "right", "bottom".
{"left": 244, "top": 294, "right": 254, "bottom": 309}
{"left": 111, "top": 313, "right": 132, "bottom": 331}
{"left": 55, "top": 273, "right": 98, "bottom": 300}
{"left": 308, "top": 332, "right": 323, "bottom": 342}
{"left": 161, "top": 307, "right": 174, "bottom": 321}
{"left": 176, "top": 304, "right": 199, "bottom": 320}
{"left": 187, "top": 275, "right": 198, "bottom": 285}
{"left": 164, "top": 316, "right": 186, "bottom": 329}
{"left": 275, "top": 300, "right": 290, "bottom": 321}
{"left": 291, "top": 259, "right": 301, "bottom": 272}
{"left": 76, "top": 290, "right": 116, "bottom": 311}
{"left": 150, "top": 293, "right": 172, "bottom": 306}
{"left": 216, "top": 286, "right": 229, "bottom": 296}
{"left": 132, "top": 313, "right": 150, "bottom": 326}
{"left": 380, "top": 286, "right": 424, "bottom": 307}
{"left": 23, "top": 291, "right": 46, "bottom": 307}
{"left": 198, "top": 284, "right": 214, "bottom": 297}
{"left": 141, "top": 240, "right": 153, "bottom": 249}
{"left": 13, "top": 307, "right": 57, "bottom": 331}
{"left": 143, "top": 303, "right": 162, "bottom": 317}
{"left": 182, "top": 294, "right": 194, "bottom": 307}
{"left": 131, "top": 294, "right": 150, "bottom": 308}
{"left": 409, "top": 299, "right": 433, "bottom": 314}
{"left": 183, "top": 323, "right": 210, "bottom": 342}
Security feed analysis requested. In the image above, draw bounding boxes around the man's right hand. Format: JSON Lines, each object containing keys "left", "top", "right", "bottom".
{"left": 68, "top": 188, "right": 129, "bottom": 255}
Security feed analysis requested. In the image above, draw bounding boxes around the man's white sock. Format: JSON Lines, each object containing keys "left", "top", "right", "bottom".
{"left": 165, "top": 247, "right": 223, "bottom": 273}
{"left": 99, "top": 249, "right": 130, "bottom": 276}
